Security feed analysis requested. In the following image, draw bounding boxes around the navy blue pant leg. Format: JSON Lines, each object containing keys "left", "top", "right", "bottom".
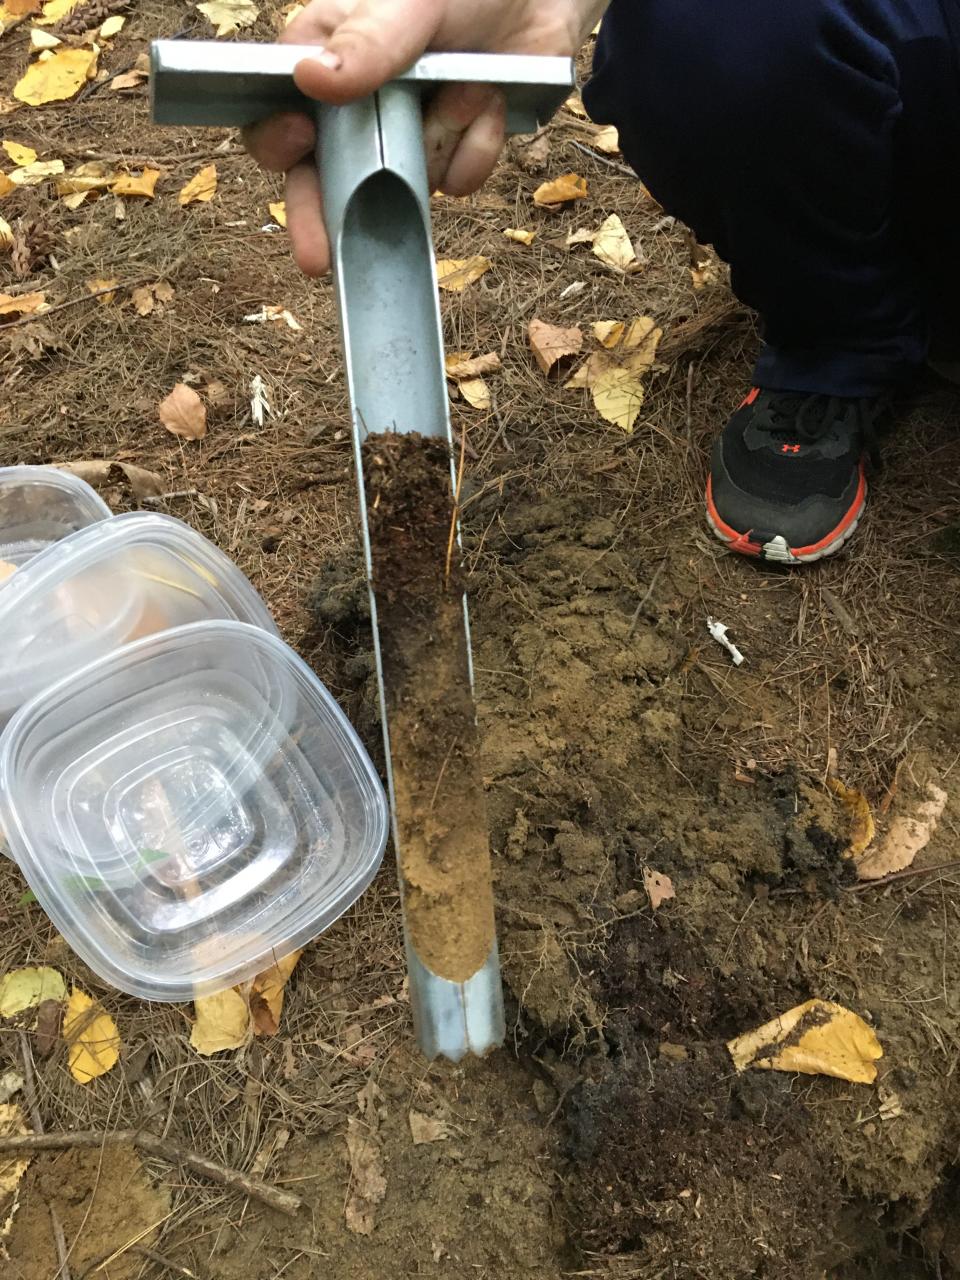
{"left": 583, "top": 0, "right": 960, "bottom": 396}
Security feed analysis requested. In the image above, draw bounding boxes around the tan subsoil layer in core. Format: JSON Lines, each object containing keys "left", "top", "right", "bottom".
{"left": 363, "top": 431, "right": 495, "bottom": 982}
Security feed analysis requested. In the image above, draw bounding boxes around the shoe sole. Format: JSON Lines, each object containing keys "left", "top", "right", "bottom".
{"left": 705, "top": 466, "right": 867, "bottom": 566}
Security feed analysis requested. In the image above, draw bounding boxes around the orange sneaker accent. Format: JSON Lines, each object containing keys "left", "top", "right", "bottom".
{"left": 789, "top": 460, "right": 866, "bottom": 558}
{"left": 781, "top": 443, "right": 801, "bottom": 454}
{"left": 705, "top": 477, "right": 763, "bottom": 556}
{"left": 740, "top": 386, "right": 760, "bottom": 408}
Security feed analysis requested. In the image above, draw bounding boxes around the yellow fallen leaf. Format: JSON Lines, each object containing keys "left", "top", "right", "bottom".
{"left": 131, "top": 285, "right": 154, "bottom": 316}
{"left": 592, "top": 364, "right": 644, "bottom": 433}
{"left": 444, "top": 350, "right": 501, "bottom": 379}
{"left": 29, "top": 27, "right": 62, "bottom": 50}
{"left": 98, "top": 12, "right": 124, "bottom": 36}
{"left": 248, "top": 948, "right": 303, "bottom": 1037}
{"left": 158, "top": 382, "right": 207, "bottom": 440}
{"left": 592, "top": 320, "right": 624, "bottom": 349}
{"left": 0, "top": 214, "right": 11, "bottom": 248}
{"left": 592, "top": 124, "right": 620, "bottom": 155}
{"left": 8, "top": 158, "right": 64, "bottom": 186}
{"left": 565, "top": 92, "right": 587, "bottom": 118}
{"left": 565, "top": 351, "right": 614, "bottom": 390}
{"left": 727, "top": 998, "right": 882, "bottom": 1085}
{"left": 14, "top": 47, "right": 98, "bottom": 105}
{"left": 856, "top": 782, "right": 948, "bottom": 881}
{"left": 268, "top": 199, "right": 286, "bottom": 227}
{"left": 179, "top": 163, "right": 217, "bottom": 206}
{"left": 503, "top": 227, "right": 536, "bottom": 245}
{"left": 0, "top": 1101, "right": 31, "bottom": 1202}
{"left": 61, "top": 189, "right": 89, "bottom": 209}
{"left": 1, "top": 0, "right": 42, "bottom": 19}
{"left": 826, "top": 775, "right": 875, "bottom": 859}
{"left": 457, "top": 377, "right": 490, "bottom": 410}
{"left": 56, "top": 161, "right": 115, "bottom": 195}
{"left": 592, "top": 213, "right": 638, "bottom": 272}
{"left": 565, "top": 226, "right": 596, "bottom": 247}
{"left": 436, "top": 255, "right": 491, "bottom": 291}
{"left": 691, "top": 260, "right": 717, "bottom": 290}
{"left": 643, "top": 867, "right": 675, "bottom": 910}
{"left": 0, "top": 172, "right": 14, "bottom": 197}
{"left": 623, "top": 320, "right": 663, "bottom": 372}
{"left": 190, "top": 988, "right": 251, "bottom": 1054}
{"left": 528, "top": 317, "right": 583, "bottom": 374}
{"left": 63, "top": 988, "right": 120, "bottom": 1083}
{"left": 111, "top": 168, "right": 160, "bottom": 198}
{"left": 197, "top": 0, "right": 259, "bottom": 36}
{"left": 87, "top": 276, "right": 118, "bottom": 303}
{"left": 36, "top": 0, "right": 83, "bottom": 23}
{"left": 2, "top": 140, "right": 37, "bottom": 166}
{"left": 0, "top": 290, "right": 45, "bottom": 317}
{"left": 0, "top": 966, "right": 65, "bottom": 1017}
{"left": 533, "top": 172, "right": 588, "bottom": 207}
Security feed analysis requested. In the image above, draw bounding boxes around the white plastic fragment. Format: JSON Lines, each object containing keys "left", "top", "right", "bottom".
{"left": 707, "top": 616, "right": 745, "bottom": 666}
{"left": 250, "top": 374, "right": 271, "bottom": 427}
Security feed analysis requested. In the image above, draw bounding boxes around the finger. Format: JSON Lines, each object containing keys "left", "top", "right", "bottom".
{"left": 292, "top": 0, "right": 446, "bottom": 105}
{"left": 285, "top": 161, "right": 331, "bottom": 277}
{"left": 423, "top": 83, "right": 503, "bottom": 193}
{"left": 435, "top": 93, "right": 507, "bottom": 197}
{"left": 242, "top": 111, "right": 316, "bottom": 172}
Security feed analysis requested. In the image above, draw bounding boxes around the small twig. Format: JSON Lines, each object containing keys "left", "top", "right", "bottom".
{"left": 566, "top": 139, "right": 637, "bottom": 178}
{"left": 843, "top": 859, "right": 960, "bottom": 893}
{"left": 0, "top": 276, "right": 157, "bottom": 331}
{"left": 428, "top": 736, "right": 459, "bottom": 811}
{"left": 128, "top": 1246, "right": 200, "bottom": 1279}
{"left": 820, "top": 585, "right": 858, "bottom": 639}
{"left": 0, "top": 1131, "right": 303, "bottom": 1217}
{"left": 142, "top": 489, "right": 200, "bottom": 505}
{"left": 626, "top": 559, "right": 667, "bottom": 639}
{"left": 684, "top": 360, "right": 696, "bottom": 434}
{"left": 51, "top": 1206, "right": 73, "bottom": 1280}
{"left": 444, "top": 424, "right": 467, "bottom": 587}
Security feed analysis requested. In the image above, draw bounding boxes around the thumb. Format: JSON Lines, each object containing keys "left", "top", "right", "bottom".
{"left": 287, "top": 0, "right": 447, "bottom": 106}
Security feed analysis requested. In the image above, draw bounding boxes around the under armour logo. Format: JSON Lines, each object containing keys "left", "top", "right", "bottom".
{"left": 781, "top": 443, "right": 801, "bottom": 454}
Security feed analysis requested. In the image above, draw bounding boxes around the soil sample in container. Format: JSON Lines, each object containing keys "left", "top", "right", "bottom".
{"left": 362, "top": 431, "right": 495, "bottom": 984}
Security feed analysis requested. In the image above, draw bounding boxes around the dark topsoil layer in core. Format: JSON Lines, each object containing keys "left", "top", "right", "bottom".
{"left": 362, "top": 431, "right": 495, "bottom": 983}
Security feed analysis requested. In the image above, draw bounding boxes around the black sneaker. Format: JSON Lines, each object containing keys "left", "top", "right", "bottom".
{"left": 706, "top": 388, "right": 886, "bottom": 565}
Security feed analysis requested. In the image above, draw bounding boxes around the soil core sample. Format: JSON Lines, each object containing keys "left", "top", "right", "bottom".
{"left": 362, "top": 431, "right": 495, "bottom": 983}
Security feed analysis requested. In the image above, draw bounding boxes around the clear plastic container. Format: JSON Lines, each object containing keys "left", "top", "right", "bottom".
{"left": 0, "top": 512, "right": 278, "bottom": 726}
{"left": 0, "top": 466, "right": 111, "bottom": 572}
{"left": 0, "top": 621, "right": 389, "bottom": 1000}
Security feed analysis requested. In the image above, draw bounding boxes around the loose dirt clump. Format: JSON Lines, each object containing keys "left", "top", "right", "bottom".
{"left": 363, "top": 431, "right": 495, "bottom": 982}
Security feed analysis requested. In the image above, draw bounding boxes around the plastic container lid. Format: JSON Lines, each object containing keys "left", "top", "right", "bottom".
{"left": 0, "top": 466, "right": 111, "bottom": 571}
{"left": 0, "top": 511, "right": 278, "bottom": 725}
{"left": 0, "top": 621, "right": 389, "bottom": 1000}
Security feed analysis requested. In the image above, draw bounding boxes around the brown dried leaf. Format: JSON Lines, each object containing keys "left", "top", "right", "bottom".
{"left": 0, "top": 172, "right": 15, "bottom": 197}
{"left": 533, "top": 172, "right": 588, "bottom": 207}
{"left": 248, "top": 948, "right": 303, "bottom": 1037}
{"left": 0, "top": 214, "right": 10, "bottom": 249}
{"left": 34, "top": 997, "right": 62, "bottom": 1056}
{"left": 109, "top": 68, "right": 147, "bottom": 91}
{"left": 55, "top": 460, "right": 163, "bottom": 499}
{"left": 408, "top": 1110, "right": 450, "bottom": 1145}
{"left": 345, "top": 1116, "right": 386, "bottom": 1235}
{"left": 131, "top": 285, "right": 154, "bottom": 316}
{"left": 855, "top": 782, "right": 948, "bottom": 881}
{"left": 643, "top": 866, "right": 675, "bottom": 910}
{"left": 528, "top": 317, "right": 582, "bottom": 374}
{"left": 512, "top": 131, "right": 550, "bottom": 173}
{"left": 825, "top": 775, "right": 875, "bottom": 858}
{"left": 457, "top": 377, "right": 490, "bottom": 410}
{"left": 158, "top": 382, "right": 207, "bottom": 440}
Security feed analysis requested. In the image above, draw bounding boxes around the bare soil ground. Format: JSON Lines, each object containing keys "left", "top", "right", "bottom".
{"left": 3, "top": 8, "right": 960, "bottom": 1279}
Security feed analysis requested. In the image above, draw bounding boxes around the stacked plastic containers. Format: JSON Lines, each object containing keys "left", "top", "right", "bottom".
{"left": 0, "top": 466, "right": 388, "bottom": 1000}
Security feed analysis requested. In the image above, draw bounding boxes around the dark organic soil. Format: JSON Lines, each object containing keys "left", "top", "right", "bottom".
{"left": 363, "top": 432, "right": 495, "bottom": 983}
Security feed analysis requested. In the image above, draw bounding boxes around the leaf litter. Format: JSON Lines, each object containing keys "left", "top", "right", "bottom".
{"left": 727, "top": 999, "right": 883, "bottom": 1085}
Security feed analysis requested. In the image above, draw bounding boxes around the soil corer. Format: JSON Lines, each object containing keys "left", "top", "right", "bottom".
{"left": 150, "top": 42, "right": 574, "bottom": 1061}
